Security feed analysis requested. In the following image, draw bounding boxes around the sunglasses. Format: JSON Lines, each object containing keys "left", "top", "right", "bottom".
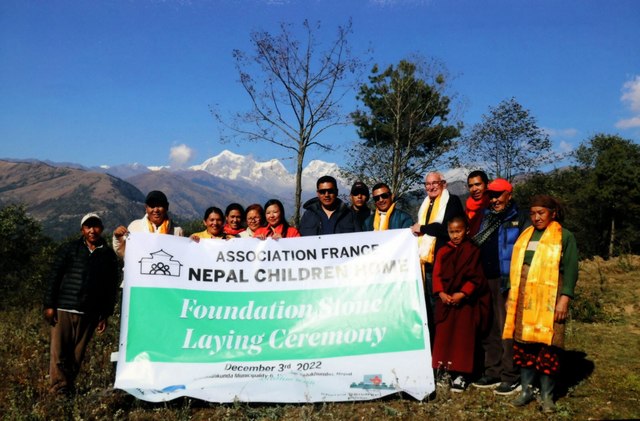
{"left": 373, "top": 192, "right": 391, "bottom": 202}
{"left": 487, "top": 190, "right": 506, "bottom": 199}
{"left": 317, "top": 188, "right": 337, "bottom": 195}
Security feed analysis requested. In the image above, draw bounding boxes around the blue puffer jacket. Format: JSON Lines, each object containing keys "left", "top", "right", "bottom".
{"left": 479, "top": 202, "right": 529, "bottom": 289}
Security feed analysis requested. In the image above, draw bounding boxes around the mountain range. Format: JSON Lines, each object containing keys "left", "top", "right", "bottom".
{"left": 0, "top": 150, "right": 468, "bottom": 240}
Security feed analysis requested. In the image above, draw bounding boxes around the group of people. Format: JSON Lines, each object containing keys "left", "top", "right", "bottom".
{"left": 418, "top": 170, "right": 578, "bottom": 415}
{"left": 43, "top": 171, "right": 578, "bottom": 414}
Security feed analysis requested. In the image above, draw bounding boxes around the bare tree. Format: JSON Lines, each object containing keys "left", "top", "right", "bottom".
{"left": 214, "top": 20, "right": 362, "bottom": 223}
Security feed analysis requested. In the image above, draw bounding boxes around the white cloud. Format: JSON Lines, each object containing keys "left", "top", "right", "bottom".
{"left": 169, "top": 144, "right": 195, "bottom": 168}
{"left": 615, "top": 116, "right": 640, "bottom": 129}
{"left": 621, "top": 76, "right": 640, "bottom": 112}
{"left": 542, "top": 127, "right": 578, "bottom": 138}
{"left": 616, "top": 75, "right": 640, "bottom": 129}
{"left": 558, "top": 141, "right": 574, "bottom": 153}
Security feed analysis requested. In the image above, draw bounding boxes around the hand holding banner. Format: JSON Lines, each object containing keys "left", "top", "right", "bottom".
{"left": 115, "top": 229, "right": 434, "bottom": 402}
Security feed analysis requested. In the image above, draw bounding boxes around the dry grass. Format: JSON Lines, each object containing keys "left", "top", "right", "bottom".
{"left": 2, "top": 256, "right": 639, "bottom": 420}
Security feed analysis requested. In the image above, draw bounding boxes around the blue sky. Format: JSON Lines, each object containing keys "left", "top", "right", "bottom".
{"left": 1, "top": 0, "right": 639, "bottom": 172}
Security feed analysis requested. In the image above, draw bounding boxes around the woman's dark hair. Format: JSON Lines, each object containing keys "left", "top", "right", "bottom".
{"left": 245, "top": 203, "right": 265, "bottom": 226}
{"left": 529, "top": 195, "right": 566, "bottom": 223}
{"left": 263, "top": 199, "right": 290, "bottom": 238}
{"left": 225, "top": 203, "right": 245, "bottom": 218}
{"left": 203, "top": 206, "right": 224, "bottom": 221}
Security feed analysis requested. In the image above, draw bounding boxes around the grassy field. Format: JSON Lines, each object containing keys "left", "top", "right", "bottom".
{"left": 1, "top": 256, "right": 638, "bottom": 420}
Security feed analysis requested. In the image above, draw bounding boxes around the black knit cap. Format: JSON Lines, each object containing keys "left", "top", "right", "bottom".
{"left": 145, "top": 190, "right": 168, "bottom": 207}
{"left": 350, "top": 181, "right": 369, "bottom": 198}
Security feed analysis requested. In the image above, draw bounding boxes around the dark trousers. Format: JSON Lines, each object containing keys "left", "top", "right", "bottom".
{"left": 49, "top": 310, "right": 98, "bottom": 393}
{"left": 423, "top": 265, "right": 436, "bottom": 349}
{"left": 481, "top": 277, "right": 518, "bottom": 382}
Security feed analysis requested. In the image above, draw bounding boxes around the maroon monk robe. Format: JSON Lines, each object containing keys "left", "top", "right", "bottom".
{"left": 431, "top": 239, "right": 490, "bottom": 374}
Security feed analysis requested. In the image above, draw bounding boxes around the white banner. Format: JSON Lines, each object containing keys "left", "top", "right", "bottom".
{"left": 114, "top": 229, "right": 434, "bottom": 402}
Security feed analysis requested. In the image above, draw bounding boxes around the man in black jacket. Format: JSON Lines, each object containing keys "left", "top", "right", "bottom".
{"left": 43, "top": 213, "right": 119, "bottom": 395}
{"left": 299, "top": 175, "right": 360, "bottom": 236}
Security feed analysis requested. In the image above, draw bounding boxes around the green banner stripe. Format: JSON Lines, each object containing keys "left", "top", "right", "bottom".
{"left": 126, "top": 283, "right": 425, "bottom": 362}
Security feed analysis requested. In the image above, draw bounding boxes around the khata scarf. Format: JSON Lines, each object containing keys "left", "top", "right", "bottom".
{"left": 417, "top": 189, "right": 449, "bottom": 264}
{"left": 372, "top": 202, "right": 397, "bottom": 231}
{"left": 194, "top": 229, "right": 226, "bottom": 239}
{"left": 503, "top": 221, "right": 563, "bottom": 345}
{"left": 144, "top": 214, "right": 171, "bottom": 234}
{"left": 223, "top": 224, "right": 246, "bottom": 237}
{"left": 466, "top": 194, "right": 490, "bottom": 235}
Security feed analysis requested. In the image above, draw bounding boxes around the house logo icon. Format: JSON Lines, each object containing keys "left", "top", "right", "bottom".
{"left": 139, "top": 249, "right": 183, "bottom": 277}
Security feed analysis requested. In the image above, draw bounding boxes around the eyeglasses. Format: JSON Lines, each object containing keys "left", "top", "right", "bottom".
{"left": 317, "top": 189, "right": 337, "bottom": 195}
{"left": 373, "top": 192, "right": 391, "bottom": 202}
{"left": 425, "top": 181, "right": 443, "bottom": 187}
{"left": 487, "top": 190, "right": 506, "bottom": 199}
{"left": 247, "top": 216, "right": 261, "bottom": 222}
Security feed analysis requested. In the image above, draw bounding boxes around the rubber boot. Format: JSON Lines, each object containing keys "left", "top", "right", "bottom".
{"left": 510, "top": 367, "right": 536, "bottom": 407}
{"left": 540, "top": 374, "right": 556, "bottom": 413}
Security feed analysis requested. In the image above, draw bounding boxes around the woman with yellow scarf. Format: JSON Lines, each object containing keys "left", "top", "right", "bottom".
{"left": 502, "top": 195, "right": 578, "bottom": 413}
{"left": 190, "top": 207, "right": 230, "bottom": 242}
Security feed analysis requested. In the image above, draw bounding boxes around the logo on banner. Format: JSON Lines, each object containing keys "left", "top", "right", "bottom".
{"left": 350, "top": 374, "right": 395, "bottom": 391}
{"left": 139, "top": 249, "right": 183, "bottom": 277}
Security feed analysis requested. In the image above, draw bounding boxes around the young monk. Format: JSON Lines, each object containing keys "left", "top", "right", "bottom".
{"left": 432, "top": 216, "right": 490, "bottom": 392}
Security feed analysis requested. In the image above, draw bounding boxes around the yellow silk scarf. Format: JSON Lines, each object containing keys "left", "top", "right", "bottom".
{"left": 147, "top": 218, "right": 170, "bottom": 234}
{"left": 372, "top": 202, "right": 396, "bottom": 231}
{"left": 417, "top": 194, "right": 442, "bottom": 264}
{"left": 503, "top": 221, "right": 563, "bottom": 345}
{"left": 194, "top": 229, "right": 225, "bottom": 239}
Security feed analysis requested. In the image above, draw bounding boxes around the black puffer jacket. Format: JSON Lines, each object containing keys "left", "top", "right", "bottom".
{"left": 44, "top": 237, "right": 119, "bottom": 319}
{"left": 299, "top": 197, "right": 361, "bottom": 236}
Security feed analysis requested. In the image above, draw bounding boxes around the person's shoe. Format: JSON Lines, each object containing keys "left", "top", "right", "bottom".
{"left": 510, "top": 367, "right": 536, "bottom": 407}
{"left": 510, "top": 386, "right": 535, "bottom": 406}
{"left": 472, "top": 375, "right": 501, "bottom": 389}
{"left": 450, "top": 375, "right": 468, "bottom": 393}
{"left": 493, "top": 380, "right": 522, "bottom": 395}
{"left": 540, "top": 375, "right": 556, "bottom": 413}
{"left": 436, "top": 372, "right": 451, "bottom": 388}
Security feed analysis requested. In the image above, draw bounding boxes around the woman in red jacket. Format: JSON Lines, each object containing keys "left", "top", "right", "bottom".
{"left": 253, "top": 199, "right": 300, "bottom": 239}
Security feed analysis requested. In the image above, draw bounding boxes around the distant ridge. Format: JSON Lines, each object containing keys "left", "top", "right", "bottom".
{"left": 0, "top": 160, "right": 144, "bottom": 240}
{"left": 0, "top": 152, "right": 471, "bottom": 239}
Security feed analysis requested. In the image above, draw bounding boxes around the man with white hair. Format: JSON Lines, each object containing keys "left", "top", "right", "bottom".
{"left": 411, "top": 171, "right": 464, "bottom": 343}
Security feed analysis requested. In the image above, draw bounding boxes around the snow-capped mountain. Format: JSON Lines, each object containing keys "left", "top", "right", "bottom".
{"left": 190, "top": 150, "right": 348, "bottom": 197}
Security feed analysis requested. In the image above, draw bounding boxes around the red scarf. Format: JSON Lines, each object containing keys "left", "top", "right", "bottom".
{"left": 466, "top": 194, "right": 490, "bottom": 236}
{"left": 223, "top": 224, "right": 246, "bottom": 237}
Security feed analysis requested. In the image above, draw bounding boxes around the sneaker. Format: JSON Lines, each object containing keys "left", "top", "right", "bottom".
{"left": 472, "top": 375, "right": 501, "bottom": 389}
{"left": 451, "top": 375, "right": 468, "bottom": 393}
{"left": 493, "top": 380, "right": 522, "bottom": 395}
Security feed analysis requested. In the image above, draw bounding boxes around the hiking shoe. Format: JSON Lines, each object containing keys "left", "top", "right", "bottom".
{"left": 472, "top": 375, "right": 501, "bottom": 389}
{"left": 451, "top": 375, "right": 468, "bottom": 393}
{"left": 493, "top": 380, "right": 522, "bottom": 395}
{"left": 436, "top": 372, "right": 451, "bottom": 388}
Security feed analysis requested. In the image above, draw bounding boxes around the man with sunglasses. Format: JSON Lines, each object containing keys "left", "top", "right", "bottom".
{"left": 471, "top": 178, "right": 529, "bottom": 396}
{"left": 299, "top": 175, "right": 360, "bottom": 236}
{"left": 363, "top": 182, "right": 413, "bottom": 231}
